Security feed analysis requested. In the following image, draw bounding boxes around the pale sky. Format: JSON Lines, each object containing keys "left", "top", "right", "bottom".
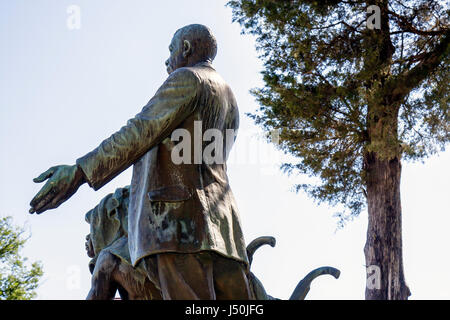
{"left": 0, "top": 0, "right": 449, "bottom": 300}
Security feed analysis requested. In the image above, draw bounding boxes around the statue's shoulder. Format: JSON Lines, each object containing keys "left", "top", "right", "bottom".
{"left": 180, "top": 62, "right": 220, "bottom": 82}
{"left": 168, "top": 66, "right": 202, "bottom": 85}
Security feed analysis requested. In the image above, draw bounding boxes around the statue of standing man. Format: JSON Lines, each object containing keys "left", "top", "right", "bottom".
{"left": 29, "top": 24, "right": 252, "bottom": 300}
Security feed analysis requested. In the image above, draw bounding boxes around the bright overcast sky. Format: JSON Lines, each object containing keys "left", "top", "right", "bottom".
{"left": 1, "top": 0, "right": 449, "bottom": 300}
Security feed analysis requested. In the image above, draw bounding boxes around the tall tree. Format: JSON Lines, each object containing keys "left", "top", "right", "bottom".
{"left": 228, "top": 0, "right": 449, "bottom": 299}
{"left": 0, "top": 216, "right": 43, "bottom": 300}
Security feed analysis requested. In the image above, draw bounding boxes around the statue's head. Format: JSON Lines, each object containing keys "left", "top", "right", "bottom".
{"left": 165, "top": 24, "right": 217, "bottom": 74}
{"left": 85, "top": 186, "right": 130, "bottom": 258}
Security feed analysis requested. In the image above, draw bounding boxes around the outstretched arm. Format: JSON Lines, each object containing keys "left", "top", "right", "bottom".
{"left": 29, "top": 68, "right": 200, "bottom": 214}
{"left": 76, "top": 68, "right": 200, "bottom": 190}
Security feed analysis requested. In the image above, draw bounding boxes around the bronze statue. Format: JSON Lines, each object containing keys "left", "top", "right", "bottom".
{"left": 83, "top": 191, "right": 338, "bottom": 300}
{"left": 30, "top": 24, "right": 251, "bottom": 299}
{"left": 84, "top": 186, "right": 162, "bottom": 300}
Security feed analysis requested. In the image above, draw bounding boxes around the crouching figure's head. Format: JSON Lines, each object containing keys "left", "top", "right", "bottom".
{"left": 85, "top": 186, "right": 130, "bottom": 261}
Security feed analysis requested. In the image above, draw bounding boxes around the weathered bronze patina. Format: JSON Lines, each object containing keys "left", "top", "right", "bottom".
{"left": 29, "top": 24, "right": 340, "bottom": 300}
{"left": 84, "top": 186, "right": 162, "bottom": 300}
{"left": 84, "top": 190, "right": 339, "bottom": 301}
{"left": 30, "top": 24, "right": 251, "bottom": 299}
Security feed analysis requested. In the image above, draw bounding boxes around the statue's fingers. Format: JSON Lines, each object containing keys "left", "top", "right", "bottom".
{"left": 33, "top": 167, "right": 56, "bottom": 183}
{"left": 39, "top": 192, "right": 66, "bottom": 214}
{"left": 36, "top": 184, "right": 75, "bottom": 214}
{"left": 35, "top": 202, "right": 57, "bottom": 214}
{"left": 42, "top": 186, "right": 79, "bottom": 214}
{"left": 33, "top": 190, "right": 58, "bottom": 214}
{"left": 30, "top": 182, "right": 54, "bottom": 208}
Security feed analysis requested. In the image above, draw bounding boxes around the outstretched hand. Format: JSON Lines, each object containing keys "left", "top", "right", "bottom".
{"left": 29, "top": 164, "right": 86, "bottom": 214}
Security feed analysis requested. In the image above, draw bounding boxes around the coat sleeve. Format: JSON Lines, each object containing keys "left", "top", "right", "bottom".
{"left": 76, "top": 68, "right": 201, "bottom": 190}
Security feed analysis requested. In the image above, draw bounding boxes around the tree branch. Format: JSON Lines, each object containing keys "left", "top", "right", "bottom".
{"left": 388, "top": 9, "right": 448, "bottom": 36}
{"left": 387, "top": 30, "right": 450, "bottom": 102}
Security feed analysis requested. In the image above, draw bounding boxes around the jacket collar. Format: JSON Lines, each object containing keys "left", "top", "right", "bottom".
{"left": 194, "top": 61, "right": 215, "bottom": 70}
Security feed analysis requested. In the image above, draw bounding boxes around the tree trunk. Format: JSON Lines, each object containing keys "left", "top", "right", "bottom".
{"left": 363, "top": 151, "right": 410, "bottom": 300}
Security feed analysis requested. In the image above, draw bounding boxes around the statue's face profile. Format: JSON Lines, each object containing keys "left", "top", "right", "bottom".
{"left": 165, "top": 35, "right": 190, "bottom": 75}
{"left": 85, "top": 234, "right": 95, "bottom": 258}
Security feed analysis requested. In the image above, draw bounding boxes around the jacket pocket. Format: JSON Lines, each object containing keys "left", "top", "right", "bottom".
{"left": 147, "top": 185, "right": 192, "bottom": 202}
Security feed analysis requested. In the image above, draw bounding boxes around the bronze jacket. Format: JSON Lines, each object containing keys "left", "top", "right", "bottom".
{"left": 76, "top": 62, "right": 248, "bottom": 268}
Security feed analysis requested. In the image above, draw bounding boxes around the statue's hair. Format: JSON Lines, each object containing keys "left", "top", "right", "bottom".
{"left": 174, "top": 24, "right": 217, "bottom": 62}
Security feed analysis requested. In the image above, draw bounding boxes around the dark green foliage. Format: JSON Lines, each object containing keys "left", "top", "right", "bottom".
{"left": 0, "top": 216, "right": 43, "bottom": 300}
{"left": 228, "top": 0, "right": 449, "bottom": 224}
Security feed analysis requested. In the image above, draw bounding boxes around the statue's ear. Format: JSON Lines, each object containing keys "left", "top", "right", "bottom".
{"left": 105, "top": 197, "right": 120, "bottom": 219}
{"left": 183, "top": 40, "right": 192, "bottom": 58}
